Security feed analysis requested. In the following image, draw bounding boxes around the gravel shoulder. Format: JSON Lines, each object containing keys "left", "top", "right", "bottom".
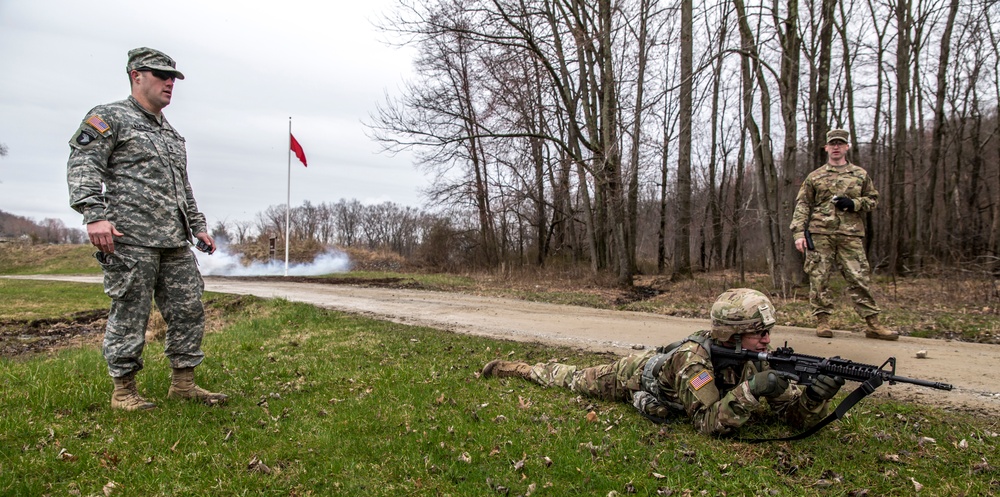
{"left": 10, "top": 274, "right": 999, "bottom": 417}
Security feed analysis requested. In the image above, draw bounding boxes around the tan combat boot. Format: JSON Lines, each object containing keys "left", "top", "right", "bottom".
{"left": 111, "top": 372, "right": 156, "bottom": 411}
{"left": 865, "top": 315, "right": 899, "bottom": 341}
{"left": 815, "top": 313, "right": 833, "bottom": 338}
{"left": 167, "top": 367, "right": 228, "bottom": 404}
{"left": 481, "top": 360, "right": 532, "bottom": 380}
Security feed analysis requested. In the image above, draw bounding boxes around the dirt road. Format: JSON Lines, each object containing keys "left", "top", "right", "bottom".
{"left": 11, "top": 274, "right": 999, "bottom": 416}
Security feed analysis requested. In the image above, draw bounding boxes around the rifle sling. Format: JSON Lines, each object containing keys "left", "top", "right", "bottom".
{"left": 741, "top": 375, "right": 884, "bottom": 443}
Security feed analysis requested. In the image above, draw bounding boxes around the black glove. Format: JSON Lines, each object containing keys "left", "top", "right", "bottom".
{"left": 806, "top": 375, "right": 845, "bottom": 402}
{"left": 834, "top": 196, "right": 856, "bottom": 212}
{"left": 749, "top": 371, "right": 790, "bottom": 399}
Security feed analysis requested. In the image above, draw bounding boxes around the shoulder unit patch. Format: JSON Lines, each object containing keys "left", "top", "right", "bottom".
{"left": 76, "top": 129, "right": 96, "bottom": 145}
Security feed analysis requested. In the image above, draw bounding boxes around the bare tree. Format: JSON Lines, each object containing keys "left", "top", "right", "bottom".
{"left": 353, "top": 0, "right": 1000, "bottom": 279}
{"left": 672, "top": 0, "right": 693, "bottom": 280}
{"left": 887, "top": 0, "right": 912, "bottom": 275}
{"left": 921, "top": 0, "right": 960, "bottom": 267}
{"left": 734, "top": 0, "right": 783, "bottom": 286}
{"left": 776, "top": 0, "right": 803, "bottom": 291}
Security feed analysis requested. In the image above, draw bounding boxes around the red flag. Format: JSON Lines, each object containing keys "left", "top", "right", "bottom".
{"left": 290, "top": 134, "right": 308, "bottom": 167}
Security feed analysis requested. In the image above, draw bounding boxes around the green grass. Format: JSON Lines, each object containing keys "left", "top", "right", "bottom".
{"left": 0, "top": 244, "right": 99, "bottom": 275}
{"left": 0, "top": 279, "right": 111, "bottom": 321}
{"left": 1, "top": 280, "right": 998, "bottom": 496}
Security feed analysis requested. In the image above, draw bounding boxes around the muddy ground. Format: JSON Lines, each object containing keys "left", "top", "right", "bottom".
{"left": 0, "top": 309, "right": 107, "bottom": 357}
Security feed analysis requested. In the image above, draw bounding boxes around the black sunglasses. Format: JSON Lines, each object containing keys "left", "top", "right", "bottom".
{"left": 140, "top": 68, "right": 176, "bottom": 81}
{"left": 751, "top": 327, "right": 772, "bottom": 338}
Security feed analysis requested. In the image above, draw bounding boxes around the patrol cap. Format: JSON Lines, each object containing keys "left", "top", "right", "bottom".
{"left": 126, "top": 47, "right": 185, "bottom": 80}
{"left": 826, "top": 128, "right": 849, "bottom": 144}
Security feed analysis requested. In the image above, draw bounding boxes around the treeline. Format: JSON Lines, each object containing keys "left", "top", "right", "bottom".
{"left": 359, "top": 0, "right": 999, "bottom": 286}
{"left": 0, "top": 209, "right": 86, "bottom": 244}
{"left": 213, "top": 199, "right": 481, "bottom": 270}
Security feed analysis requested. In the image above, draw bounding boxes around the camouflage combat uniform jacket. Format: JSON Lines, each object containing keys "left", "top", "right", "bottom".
{"left": 67, "top": 95, "right": 207, "bottom": 247}
{"left": 789, "top": 162, "right": 879, "bottom": 240}
{"left": 632, "top": 332, "right": 829, "bottom": 436}
{"left": 527, "top": 331, "right": 830, "bottom": 437}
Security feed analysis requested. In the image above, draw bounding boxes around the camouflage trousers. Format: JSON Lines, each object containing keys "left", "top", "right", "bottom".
{"left": 96, "top": 243, "right": 205, "bottom": 378}
{"left": 804, "top": 233, "right": 881, "bottom": 318}
{"left": 528, "top": 350, "right": 656, "bottom": 402}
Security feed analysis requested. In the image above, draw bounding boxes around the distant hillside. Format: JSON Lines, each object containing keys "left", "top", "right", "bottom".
{"left": 0, "top": 209, "right": 85, "bottom": 244}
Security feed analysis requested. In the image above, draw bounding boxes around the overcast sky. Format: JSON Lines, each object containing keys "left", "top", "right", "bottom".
{"left": 0, "top": 0, "right": 425, "bottom": 232}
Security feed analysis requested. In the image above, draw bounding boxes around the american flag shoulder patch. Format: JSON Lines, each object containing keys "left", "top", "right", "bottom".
{"left": 689, "top": 370, "right": 713, "bottom": 391}
{"left": 86, "top": 115, "right": 110, "bottom": 134}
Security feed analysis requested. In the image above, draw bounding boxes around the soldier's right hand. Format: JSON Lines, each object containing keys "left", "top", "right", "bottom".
{"left": 749, "top": 371, "right": 789, "bottom": 399}
{"left": 87, "top": 220, "right": 124, "bottom": 254}
{"left": 794, "top": 237, "right": 808, "bottom": 253}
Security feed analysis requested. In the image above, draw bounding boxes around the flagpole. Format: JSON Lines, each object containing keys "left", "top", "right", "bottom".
{"left": 285, "top": 117, "right": 291, "bottom": 277}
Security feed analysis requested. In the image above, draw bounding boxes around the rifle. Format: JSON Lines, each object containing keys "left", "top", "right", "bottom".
{"left": 709, "top": 343, "right": 953, "bottom": 442}
{"left": 710, "top": 343, "right": 953, "bottom": 391}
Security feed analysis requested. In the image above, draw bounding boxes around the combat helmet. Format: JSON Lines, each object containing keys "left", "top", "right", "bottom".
{"left": 710, "top": 288, "right": 776, "bottom": 343}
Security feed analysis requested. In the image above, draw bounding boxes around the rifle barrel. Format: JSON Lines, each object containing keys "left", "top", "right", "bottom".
{"left": 885, "top": 375, "right": 953, "bottom": 391}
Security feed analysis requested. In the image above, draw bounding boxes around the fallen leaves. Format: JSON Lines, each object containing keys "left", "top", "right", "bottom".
{"left": 99, "top": 450, "right": 120, "bottom": 469}
{"left": 56, "top": 448, "right": 77, "bottom": 462}
{"left": 881, "top": 453, "right": 902, "bottom": 463}
{"left": 247, "top": 455, "right": 272, "bottom": 474}
{"left": 972, "top": 458, "right": 992, "bottom": 473}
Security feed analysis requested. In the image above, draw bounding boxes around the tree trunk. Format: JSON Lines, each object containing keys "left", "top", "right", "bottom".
{"left": 734, "top": 0, "right": 781, "bottom": 286}
{"left": 924, "top": 0, "right": 960, "bottom": 267}
{"left": 672, "top": 0, "right": 693, "bottom": 281}
{"left": 890, "top": 0, "right": 912, "bottom": 275}
{"left": 777, "top": 0, "right": 803, "bottom": 292}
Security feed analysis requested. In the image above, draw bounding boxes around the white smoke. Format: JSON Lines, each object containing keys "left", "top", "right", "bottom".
{"left": 194, "top": 242, "right": 351, "bottom": 276}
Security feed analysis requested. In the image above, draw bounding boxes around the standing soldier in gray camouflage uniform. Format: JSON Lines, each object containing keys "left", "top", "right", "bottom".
{"left": 482, "top": 289, "right": 844, "bottom": 437}
{"left": 790, "top": 129, "right": 898, "bottom": 340}
{"left": 67, "top": 47, "right": 227, "bottom": 411}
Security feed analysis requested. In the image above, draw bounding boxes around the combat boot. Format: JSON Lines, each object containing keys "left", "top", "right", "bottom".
{"left": 111, "top": 372, "right": 156, "bottom": 411}
{"left": 167, "top": 367, "right": 228, "bottom": 404}
{"left": 481, "top": 360, "right": 532, "bottom": 380}
{"left": 814, "top": 313, "right": 833, "bottom": 338}
{"left": 864, "top": 315, "right": 899, "bottom": 341}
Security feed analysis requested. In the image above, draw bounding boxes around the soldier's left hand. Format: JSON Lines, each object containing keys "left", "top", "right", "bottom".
{"left": 806, "top": 375, "right": 845, "bottom": 402}
{"left": 194, "top": 233, "right": 216, "bottom": 254}
{"left": 834, "top": 196, "right": 856, "bottom": 212}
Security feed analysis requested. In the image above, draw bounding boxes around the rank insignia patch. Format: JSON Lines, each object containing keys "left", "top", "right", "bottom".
{"left": 689, "top": 370, "right": 713, "bottom": 391}
{"left": 86, "top": 115, "right": 110, "bottom": 134}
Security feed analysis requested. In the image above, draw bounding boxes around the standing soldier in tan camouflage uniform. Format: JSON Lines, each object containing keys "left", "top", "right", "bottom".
{"left": 790, "top": 129, "right": 898, "bottom": 340}
{"left": 67, "top": 47, "right": 228, "bottom": 411}
{"left": 482, "top": 289, "right": 844, "bottom": 437}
